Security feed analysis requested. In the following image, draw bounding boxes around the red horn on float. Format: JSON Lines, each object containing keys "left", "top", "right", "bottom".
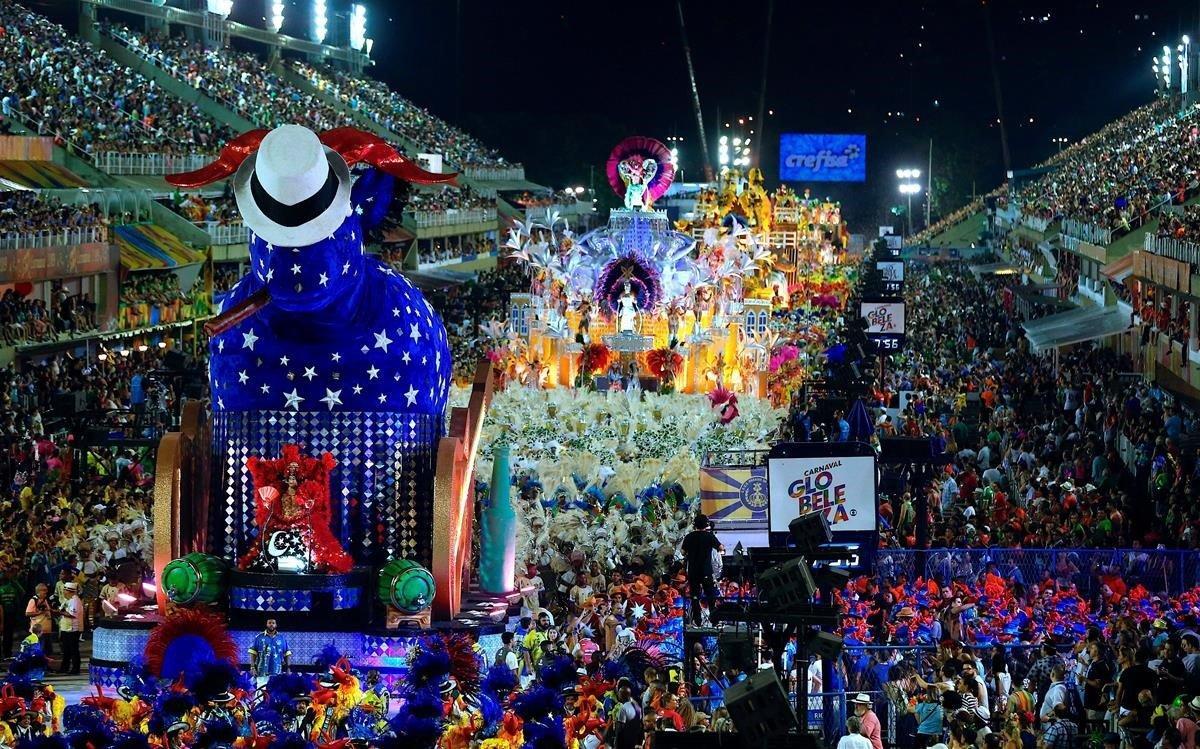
{"left": 318, "top": 126, "right": 458, "bottom": 186}
{"left": 166, "top": 127, "right": 458, "bottom": 188}
{"left": 165, "top": 129, "right": 270, "bottom": 188}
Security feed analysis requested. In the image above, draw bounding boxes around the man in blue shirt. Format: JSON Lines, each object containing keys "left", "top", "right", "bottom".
{"left": 249, "top": 619, "right": 290, "bottom": 686}
{"left": 835, "top": 410, "right": 850, "bottom": 442}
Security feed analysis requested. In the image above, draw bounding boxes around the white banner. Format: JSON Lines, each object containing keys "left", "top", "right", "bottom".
{"left": 767, "top": 456, "right": 877, "bottom": 533}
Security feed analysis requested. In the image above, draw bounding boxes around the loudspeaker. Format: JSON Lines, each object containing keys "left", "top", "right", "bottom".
{"left": 52, "top": 391, "right": 86, "bottom": 415}
{"left": 789, "top": 512, "right": 832, "bottom": 554}
{"left": 805, "top": 630, "right": 845, "bottom": 660}
{"left": 724, "top": 667, "right": 797, "bottom": 743}
{"left": 718, "top": 629, "right": 756, "bottom": 672}
{"left": 757, "top": 557, "right": 816, "bottom": 611}
{"left": 880, "top": 436, "right": 936, "bottom": 462}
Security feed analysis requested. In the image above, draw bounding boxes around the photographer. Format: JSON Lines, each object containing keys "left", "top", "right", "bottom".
{"left": 680, "top": 514, "right": 724, "bottom": 627}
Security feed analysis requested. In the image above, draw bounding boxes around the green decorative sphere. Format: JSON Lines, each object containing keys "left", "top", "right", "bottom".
{"left": 377, "top": 559, "right": 436, "bottom": 614}
{"left": 161, "top": 553, "right": 227, "bottom": 605}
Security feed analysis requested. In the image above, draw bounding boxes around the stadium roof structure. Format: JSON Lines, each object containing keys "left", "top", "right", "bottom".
{"left": 1023, "top": 305, "right": 1131, "bottom": 352}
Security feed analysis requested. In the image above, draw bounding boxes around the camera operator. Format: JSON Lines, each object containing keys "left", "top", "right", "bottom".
{"left": 681, "top": 514, "right": 724, "bottom": 627}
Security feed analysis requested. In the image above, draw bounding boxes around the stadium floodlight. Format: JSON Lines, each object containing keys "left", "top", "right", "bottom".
{"left": 313, "top": 0, "right": 328, "bottom": 43}
{"left": 898, "top": 183, "right": 921, "bottom": 195}
{"left": 350, "top": 4, "right": 367, "bottom": 51}
{"left": 206, "top": 0, "right": 233, "bottom": 17}
{"left": 269, "top": 0, "right": 284, "bottom": 32}
{"left": 1182, "top": 36, "right": 1192, "bottom": 96}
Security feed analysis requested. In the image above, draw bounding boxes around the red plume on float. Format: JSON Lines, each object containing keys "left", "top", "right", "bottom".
{"left": 165, "top": 126, "right": 457, "bottom": 188}
{"left": 144, "top": 608, "right": 238, "bottom": 680}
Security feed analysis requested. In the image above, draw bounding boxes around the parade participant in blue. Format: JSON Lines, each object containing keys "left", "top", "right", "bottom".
{"left": 167, "top": 125, "right": 457, "bottom": 568}
{"left": 248, "top": 618, "right": 290, "bottom": 687}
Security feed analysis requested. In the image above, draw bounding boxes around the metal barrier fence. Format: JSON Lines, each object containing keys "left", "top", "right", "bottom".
{"left": 462, "top": 165, "right": 525, "bottom": 181}
{"left": 94, "top": 152, "right": 211, "bottom": 176}
{"left": 1144, "top": 231, "right": 1200, "bottom": 266}
{"left": 199, "top": 222, "right": 249, "bottom": 246}
{"left": 875, "top": 547, "right": 1200, "bottom": 596}
{"left": 405, "top": 207, "right": 497, "bottom": 228}
{"left": 1061, "top": 218, "right": 1113, "bottom": 246}
{"left": 0, "top": 226, "right": 107, "bottom": 251}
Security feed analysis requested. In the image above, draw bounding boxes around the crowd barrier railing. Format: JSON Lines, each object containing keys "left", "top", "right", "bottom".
{"left": 406, "top": 207, "right": 497, "bottom": 228}
{"left": 1143, "top": 231, "right": 1200, "bottom": 266}
{"left": 94, "top": 152, "right": 211, "bottom": 176}
{"left": 198, "top": 222, "right": 249, "bottom": 246}
{"left": 0, "top": 226, "right": 108, "bottom": 251}
{"left": 462, "top": 165, "right": 526, "bottom": 182}
{"left": 1060, "top": 218, "right": 1113, "bottom": 246}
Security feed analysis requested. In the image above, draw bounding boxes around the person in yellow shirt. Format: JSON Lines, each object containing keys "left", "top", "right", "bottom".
{"left": 521, "top": 610, "right": 552, "bottom": 683}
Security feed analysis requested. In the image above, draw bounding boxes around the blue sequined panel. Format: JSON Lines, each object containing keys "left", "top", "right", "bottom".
{"left": 211, "top": 410, "right": 437, "bottom": 568}
{"left": 90, "top": 626, "right": 503, "bottom": 691}
{"left": 229, "top": 586, "right": 361, "bottom": 612}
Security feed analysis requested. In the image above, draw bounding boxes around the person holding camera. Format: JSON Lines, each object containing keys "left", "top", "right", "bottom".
{"left": 681, "top": 514, "right": 724, "bottom": 627}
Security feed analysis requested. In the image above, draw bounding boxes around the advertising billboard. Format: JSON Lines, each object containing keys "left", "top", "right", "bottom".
{"left": 779, "top": 133, "right": 867, "bottom": 182}
{"left": 767, "top": 455, "right": 877, "bottom": 533}
{"left": 877, "top": 261, "right": 904, "bottom": 282}
{"left": 861, "top": 297, "right": 905, "bottom": 336}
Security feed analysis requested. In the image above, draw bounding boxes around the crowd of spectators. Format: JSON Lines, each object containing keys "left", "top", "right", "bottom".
{"left": 1157, "top": 205, "right": 1200, "bottom": 245}
{"left": 0, "top": 190, "right": 105, "bottom": 241}
{"left": 420, "top": 263, "right": 526, "bottom": 382}
{"left": 820, "top": 261, "right": 1199, "bottom": 554}
{"left": 103, "top": 23, "right": 353, "bottom": 135}
{"left": 1014, "top": 99, "right": 1200, "bottom": 237}
{"left": 405, "top": 185, "right": 495, "bottom": 215}
{"left": 162, "top": 189, "right": 238, "bottom": 226}
{"left": 512, "top": 189, "right": 582, "bottom": 208}
{"left": 119, "top": 271, "right": 196, "bottom": 330}
{"left": 212, "top": 264, "right": 246, "bottom": 294}
{"left": 0, "top": 1, "right": 232, "bottom": 157}
{"left": 414, "top": 235, "right": 494, "bottom": 267}
{"left": 291, "top": 61, "right": 519, "bottom": 170}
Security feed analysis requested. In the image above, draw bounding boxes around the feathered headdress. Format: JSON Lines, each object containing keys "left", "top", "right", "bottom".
{"left": 144, "top": 608, "right": 238, "bottom": 682}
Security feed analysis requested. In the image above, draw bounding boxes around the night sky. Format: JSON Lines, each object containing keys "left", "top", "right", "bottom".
{"left": 52, "top": 0, "right": 1200, "bottom": 229}
{"left": 311, "top": 0, "right": 1196, "bottom": 229}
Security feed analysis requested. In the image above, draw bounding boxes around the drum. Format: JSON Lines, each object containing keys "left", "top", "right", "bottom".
{"left": 161, "top": 553, "right": 227, "bottom": 605}
{"left": 376, "top": 559, "right": 436, "bottom": 614}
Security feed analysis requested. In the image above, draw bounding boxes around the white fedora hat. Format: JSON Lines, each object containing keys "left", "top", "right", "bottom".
{"left": 233, "top": 124, "right": 352, "bottom": 248}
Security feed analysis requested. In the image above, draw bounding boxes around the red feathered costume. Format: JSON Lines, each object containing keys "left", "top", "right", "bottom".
{"left": 238, "top": 444, "right": 353, "bottom": 574}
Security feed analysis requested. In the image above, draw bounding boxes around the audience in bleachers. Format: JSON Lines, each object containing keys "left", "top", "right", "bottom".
{"left": 0, "top": 0, "right": 232, "bottom": 157}
{"left": 119, "top": 271, "right": 196, "bottom": 331}
{"left": 405, "top": 185, "right": 495, "bottom": 215}
{"left": 291, "top": 61, "right": 519, "bottom": 170}
{"left": 1156, "top": 204, "right": 1200, "bottom": 244}
{"left": 0, "top": 190, "right": 106, "bottom": 240}
{"left": 104, "top": 23, "right": 353, "bottom": 134}
{"left": 1015, "top": 99, "right": 1200, "bottom": 236}
{"left": 162, "top": 190, "right": 239, "bottom": 226}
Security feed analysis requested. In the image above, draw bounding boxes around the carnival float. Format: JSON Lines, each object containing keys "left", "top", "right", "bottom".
{"left": 497, "top": 137, "right": 852, "bottom": 398}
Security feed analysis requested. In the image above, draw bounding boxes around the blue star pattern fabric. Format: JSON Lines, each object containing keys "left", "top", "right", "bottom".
{"left": 210, "top": 224, "right": 451, "bottom": 418}
{"left": 207, "top": 170, "right": 452, "bottom": 567}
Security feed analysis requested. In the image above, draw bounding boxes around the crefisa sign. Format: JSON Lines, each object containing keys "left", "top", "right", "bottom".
{"left": 778, "top": 133, "right": 867, "bottom": 182}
